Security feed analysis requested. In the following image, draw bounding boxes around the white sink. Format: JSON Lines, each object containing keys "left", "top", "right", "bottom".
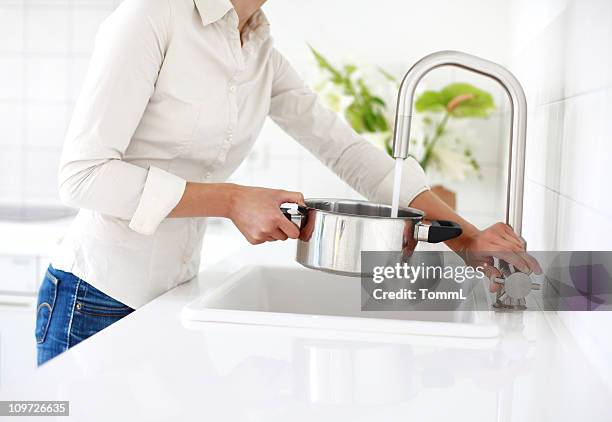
{"left": 182, "top": 265, "right": 499, "bottom": 338}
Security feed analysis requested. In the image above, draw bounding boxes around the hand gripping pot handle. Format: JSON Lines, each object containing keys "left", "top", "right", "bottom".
{"left": 414, "top": 219, "right": 463, "bottom": 243}
{"left": 281, "top": 205, "right": 308, "bottom": 227}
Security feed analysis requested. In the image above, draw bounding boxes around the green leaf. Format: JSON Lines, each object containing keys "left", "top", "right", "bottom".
{"left": 373, "top": 113, "right": 388, "bottom": 131}
{"left": 470, "top": 157, "right": 481, "bottom": 173}
{"left": 308, "top": 44, "right": 344, "bottom": 85}
{"left": 343, "top": 64, "right": 357, "bottom": 76}
{"left": 342, "top": 77, "right": 356, "bottom": 96}
{"left": 414, "top": 82, "right": 496, "bottom": 118}
{"left": 384, "top": 136, "right": 393, "bottom": 156}
{"left": 363, "top": 108, "right": 378, "bottom": 132}
{"left": 440, "top": 82, "right": 495, "bottom": 118}
{"left": 378, "top": 67, "right": 397, "bottom": 83}
{"left": 357, "top": 79, "right": 372, "bottom": 99}
{"left": 308, "top": 45, "right": 394, "bottom": 142}
{"left": 415, "top": 91, "right": 446, "bottom": 113}
{"left": 370, "top": 96, "right": 386, "bottom": 106}
{"left": 345, "top": 102, "right": 365, "bottom": 133}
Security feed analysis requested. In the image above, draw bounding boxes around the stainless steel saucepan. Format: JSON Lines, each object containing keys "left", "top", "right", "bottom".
{"left": 281, "top": 199, "right": 462, "bottom": 276}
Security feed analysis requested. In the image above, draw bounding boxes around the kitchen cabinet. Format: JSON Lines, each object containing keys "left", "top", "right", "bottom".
{"left": 0, "top": 255, "right": 42, "bottom": 295}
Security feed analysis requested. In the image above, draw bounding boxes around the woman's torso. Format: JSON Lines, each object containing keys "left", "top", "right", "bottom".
{"left": 53, "top": 1, "right": 276, "bottom": 308}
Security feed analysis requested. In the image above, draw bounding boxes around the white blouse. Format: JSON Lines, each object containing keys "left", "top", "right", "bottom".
{"left": 52, "top": 0, "right": 428, "bottom": 308}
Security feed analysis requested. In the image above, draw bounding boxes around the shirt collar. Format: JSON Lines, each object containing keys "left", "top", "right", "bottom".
{"left": 194, "top": 0, "right": 271, "bottom": 53}
{"left": 193, "top": 0, "right": 234, "bottom": 27}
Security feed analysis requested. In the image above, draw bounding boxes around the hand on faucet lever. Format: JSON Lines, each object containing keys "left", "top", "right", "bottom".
{"left": 459, "top": 222, "right": 542, "bottom": 292}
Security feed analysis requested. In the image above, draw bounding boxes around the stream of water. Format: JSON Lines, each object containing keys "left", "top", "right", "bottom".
{"left": 390, "top": 158, "right": 404, "bottom": 218}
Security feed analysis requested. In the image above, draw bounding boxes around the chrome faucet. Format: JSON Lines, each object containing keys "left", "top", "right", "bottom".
{"left": 391, "top": 50, "right": 527, "bottom": 235}
{"left": 391, "top": 51, "right": 533, "bottom": 309}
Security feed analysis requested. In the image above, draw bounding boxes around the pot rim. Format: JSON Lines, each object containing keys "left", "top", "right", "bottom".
{"left": 303, "top": 198, "right": 425, "bottom": 220}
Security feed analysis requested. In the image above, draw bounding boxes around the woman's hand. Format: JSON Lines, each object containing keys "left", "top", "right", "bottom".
{"left": 227, "top": 185, "right": 304, "bottom": 245}
{"left": 408, "top": 191, "right": 542, "bottom": 292}
{"left": 168, "top": 182, "right": 304, "bottom": 244}
{"left": 460, "top": 222, "right": 542, "bottom": 292}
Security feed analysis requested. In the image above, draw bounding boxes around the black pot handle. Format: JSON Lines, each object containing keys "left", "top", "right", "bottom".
{"left": 280, "top": 205, "right": 308, "bottom": 227}
{"left": 414, "top": 219, "right": 463, "bottom": 243}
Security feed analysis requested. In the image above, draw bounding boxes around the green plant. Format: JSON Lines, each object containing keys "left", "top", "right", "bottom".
{"left": 414, "top": 83, "right": 495, "bottom": 176}
{"left": 309, "top": 46, "right": 496, "bottom": 180}
{"left": 309, "top": 46, "right": 391, "bottom": 143}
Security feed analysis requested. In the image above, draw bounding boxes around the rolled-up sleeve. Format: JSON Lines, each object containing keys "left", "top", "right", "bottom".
{"left": 268, "top": 49, "right": 429, "bottom": 207}
{"left": 58, "top": 0, "right": 185, "bottom": 235}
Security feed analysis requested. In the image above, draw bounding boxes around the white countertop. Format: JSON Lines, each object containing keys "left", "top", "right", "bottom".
{"left": 1, "top": 241, "right": 611, "bottom": 421}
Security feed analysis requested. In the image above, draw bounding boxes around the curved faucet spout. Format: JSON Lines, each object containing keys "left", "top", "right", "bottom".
{"left": 392, "top": 50, "right": 527, "bottom": 234}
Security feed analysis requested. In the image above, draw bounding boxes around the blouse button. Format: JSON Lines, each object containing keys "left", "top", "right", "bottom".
{"left": 229, "top": 85, "right": 236, "bottom": 93}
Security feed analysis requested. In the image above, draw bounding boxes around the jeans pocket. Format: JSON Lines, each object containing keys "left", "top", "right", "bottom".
{"left": 75, "top": 282, "right": 133, "bottom": 318}
{"left": 35, "top": 270, "right": 59, "bottom": 344}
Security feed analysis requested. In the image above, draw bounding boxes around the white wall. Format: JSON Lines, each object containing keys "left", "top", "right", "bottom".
{"left": 508, "top": 0, "right": 612, "bottom": 391}
{"left": 266, "top": 0, "right": 512, "bottom": 67}
{"left": 0, "top": 0, "right": 123, "bottom": 207}
{"left": 510, "top": 0, "right": 612, "bottom": 250}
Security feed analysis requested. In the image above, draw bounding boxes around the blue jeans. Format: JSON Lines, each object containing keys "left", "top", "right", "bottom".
{"left": 35, "top": 265, "right": 134, "bottom": 366}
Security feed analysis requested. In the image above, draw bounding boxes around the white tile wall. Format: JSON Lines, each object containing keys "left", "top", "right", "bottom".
{"left": 558, "top": 89, "right": 612, "bottom": 219}
{"left": 24, "top": 147, "right": 63, "bottom": 199}
{"left": 25, "top": 104, "right": 69, "bottom": 147}
{"left": 511, "top": 0, "right": 612, "bottom": 250}
{"left": 0, "top": 146, "right": 24, "bottom": 200}
{"left": 0, "top": 7, "right": 23, "bottom": 52}
{"left": 70, "top": 8, "right": 110, "bottom": 53}
{"left": 67, "top": 57, "right": 92, "bottom": 101}
{"left": 0, "top": 0, "right": 119, "bottom": 208}
{"left": 521, "top": 179, "right": 561, "bottom": 250}
{"left": 24, "top": 8, "right": 69, "bottom": 53}
{"left": 0, "top": 58, "right": 24, "bottom": 100}
{"left": 563, "top": 0, "right": 612, "bottom": 97}
{"left": 509, "top": 0, "right": 612, "bottom": 391}
{"left": 524, "top": 101, "right": 565, "bottom": 193}
{"left": 25, "top": 58, "right": 68, "bottom": 102}
{"left": 266, "top": 0, "right": 512, "bottom": 66}
{"left": 0, "top": 103, "right": 24, "bottom": 146}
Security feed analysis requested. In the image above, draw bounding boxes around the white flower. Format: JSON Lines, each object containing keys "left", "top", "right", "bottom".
{"left": 431, "top": 143, "right": 473, "bottom": 181}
